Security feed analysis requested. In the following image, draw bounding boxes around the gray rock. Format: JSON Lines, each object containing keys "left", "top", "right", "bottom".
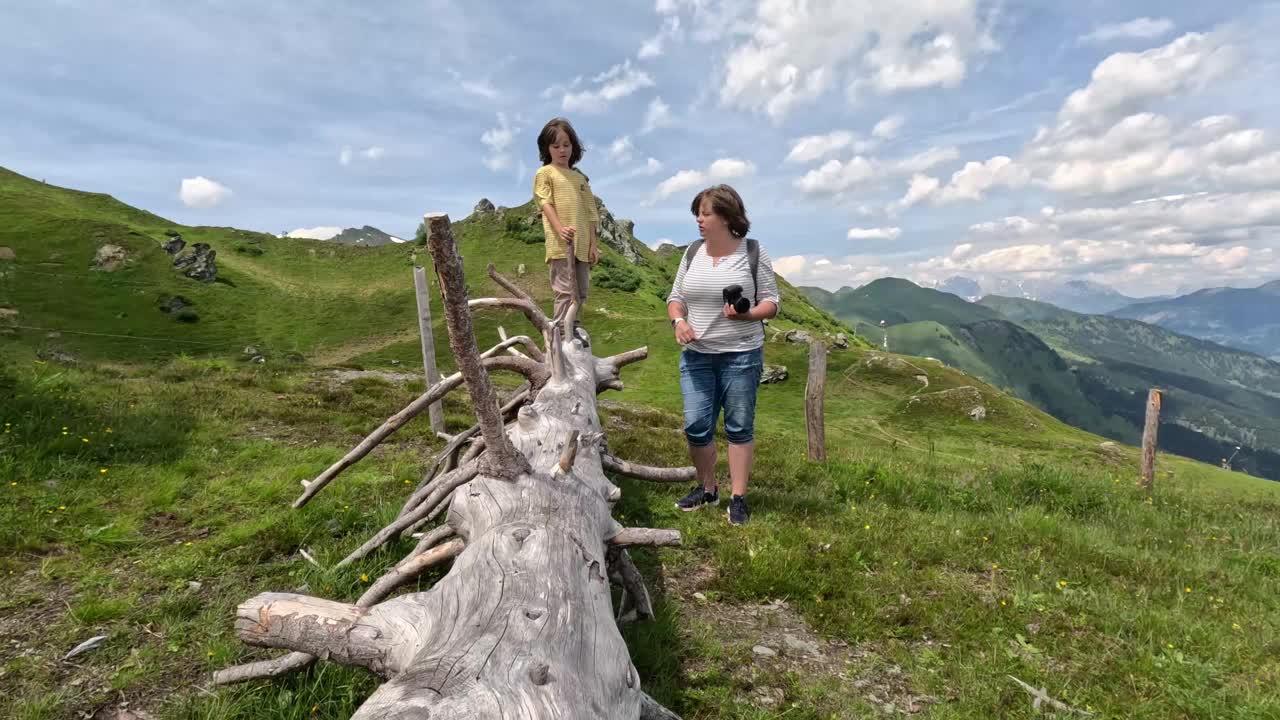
{"left": 760, "top": 364, "right": 789, "bottom": 384}
{"left": 187, "top": 581, "right": 203, "bottom": 591}
{"left": 782, "top": 633, "right": 822, "bottom": 657}
{"left": 751, "top": 645, "right": 778, "bottom": 658}
{"left": 251, "top": 355, "right": 266, "bottom": 364}
{"left": 36, "top": 348, "right": 77, "bottom": 365}
{"left": 785, "top": 330, "right": 815, "bottom": 344}
{"left": 0, "top": 246, "right": 14, "bottom": 261}
{"left": 517, "top": 263, "right": 527, "bottom": 277}
{"left": 243, "top": 345, "right": 260, "bottom": 356}
{"left": 968, "top": 406, "right": 987, "bottom": 421}
{"left": 594, "top": 198, "right": 644, "bottom": 264}
{"left": 162, "top": 235, "right": 186, "bottom": 256}
{"left": 92, "top": 244, "right": 129, "bottom": 271}
{"left": 833, "top": 333, "right": 849, "bottom": 349}
{"left": 473, "top": 198, "right": 497, "bottom": 215}
{"left": 172, "top": 242, "right": 217, "bottom": 283}
{"left": 914, "top": 374, "right": 929, "bottom": 387}
{"left": 158, "top": 295, "right": 192, "bottom": 314}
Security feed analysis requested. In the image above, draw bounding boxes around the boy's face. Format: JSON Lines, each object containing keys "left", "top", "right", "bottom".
{"left": 550, "top": 129, "right": 573, "bottom": 165}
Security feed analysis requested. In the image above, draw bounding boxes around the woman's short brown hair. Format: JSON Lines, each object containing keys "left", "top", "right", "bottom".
{"left": 690, "top": 184, "right": 751, "bottom": 238}
{"left": 537, "top": 117, "right": 584, "bottom": 167}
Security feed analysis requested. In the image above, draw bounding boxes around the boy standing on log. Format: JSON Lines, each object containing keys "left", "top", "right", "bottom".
{"left": 533, "top": 117, "right": 599, "bottom": 343}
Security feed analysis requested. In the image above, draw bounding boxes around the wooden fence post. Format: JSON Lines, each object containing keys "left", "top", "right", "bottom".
{"left": 1140, "top": 388, "right": 1162, "bottom": 491}
{"left": 413, "top": 266, "right": 445, "bottom": 435}
{"left": 806, "top": 340, "right": 827, "bottom": 462}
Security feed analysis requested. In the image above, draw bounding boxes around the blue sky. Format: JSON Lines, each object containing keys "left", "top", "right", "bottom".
{"left": 4, "top": 1, "right": 1280, "bottom": 295}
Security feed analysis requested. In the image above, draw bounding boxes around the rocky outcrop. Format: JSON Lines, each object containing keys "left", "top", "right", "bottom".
{"left": 92, "top": 244, "right": 129, "bottom": 271}
{"left": 760, "top": 364, "right": 789, "bottom": 384}
{"left": 594, "top": 198, "right": 644, "bottom": 264}
{"left": 474, "top": 198, "right": 496, "bottom": 215}
{"left": 162, "top": 234, "right": 186, "bottom": 256}
{"left": 173, "top": 242, "right": 218, "bottom": 283}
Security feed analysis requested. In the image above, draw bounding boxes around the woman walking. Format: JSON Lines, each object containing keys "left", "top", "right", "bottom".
{"left": 666, "top": 184, "right": 779, "bottom": 525}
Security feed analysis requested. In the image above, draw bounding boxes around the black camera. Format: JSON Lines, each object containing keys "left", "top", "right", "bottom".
{"left": 722, "top": 285, "right": 751, "bottom": 314}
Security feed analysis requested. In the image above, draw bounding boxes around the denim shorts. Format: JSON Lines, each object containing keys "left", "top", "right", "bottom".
{"left": 679, "top": 346, "right": 764, "bottom": 447}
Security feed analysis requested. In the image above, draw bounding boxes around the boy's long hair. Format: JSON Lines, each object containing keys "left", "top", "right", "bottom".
{"left": 537, "top": 117, "right": 585, "bottom": 168}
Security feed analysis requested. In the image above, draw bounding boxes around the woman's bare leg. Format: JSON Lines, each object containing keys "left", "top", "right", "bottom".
{"left": 727, "top": 442, "right": 753, "bottom": 497}
{"left": 690, "top": 443, "right": 717, "bottom": 492}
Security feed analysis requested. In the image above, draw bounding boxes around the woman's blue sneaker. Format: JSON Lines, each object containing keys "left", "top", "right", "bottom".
{"left": 676, "top": 484, "right": 718, "bottom": 511}
{"left": 727, "top": 495, "right": 749, "bottom": 525}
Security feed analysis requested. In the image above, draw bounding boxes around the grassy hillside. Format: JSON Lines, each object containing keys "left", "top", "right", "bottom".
{"left": 819, "top": 278, "right": 1002, "bottom": 331}
{"left": 5, "top": 168, "right": 1280, "bottom": 719}
{"left": 803, "top": 281, "right": 1280, "bottom": 480}
{"left": 0, "top": 167, "right": 855, "bottom": 368}
{"left": 981, "top": 296, "right": 1280, "bottom": 480}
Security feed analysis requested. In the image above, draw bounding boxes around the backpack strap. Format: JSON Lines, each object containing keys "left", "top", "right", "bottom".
{"left": 682, "top": 239, "right": 704, "bottom": 272}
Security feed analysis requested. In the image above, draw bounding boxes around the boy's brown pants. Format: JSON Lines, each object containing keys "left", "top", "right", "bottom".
{"left": 548, "top": 257, "right": 590, "bottom": 326}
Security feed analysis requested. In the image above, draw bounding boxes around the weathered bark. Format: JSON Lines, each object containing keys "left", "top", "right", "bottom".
{"left": 1140, "top": 388, "right": 1162, "bottom": 491}
{"left": 413, "top": 266, "right": 446, "bottom": 435}
{"left": 219, "top": 212, "right": 684, "bottom": 718}
{"left": 429, "top": 213, "right": 530, "bottom": 481}
{"left": 806, "top": 340, "right": 827, "bottom": 462}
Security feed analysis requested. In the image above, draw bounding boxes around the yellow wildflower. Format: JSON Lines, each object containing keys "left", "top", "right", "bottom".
{"left": 1185, "top": 587, "right": 1192, "bottom": 593}
{"left": 360, "top": 573, "right": 370, "bottom": 582}
{"left": 100, "top": 468, "right": 108, "bottom": 474}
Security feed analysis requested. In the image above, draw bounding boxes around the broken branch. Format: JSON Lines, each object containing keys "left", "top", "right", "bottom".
{"left": 608, "top": 528, "right": 682, "bottom": 548}
{"left": 601, "top": 455, "right": 697, "bottom": 483}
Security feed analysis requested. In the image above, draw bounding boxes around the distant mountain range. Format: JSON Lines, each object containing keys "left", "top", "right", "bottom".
{"left": 1109, "top": 280, "right": 1280, "bottom": 361}
{"left": 284, "top": 225, "right": 405, "bottom": 247}
{"left": 800, "top": 278, "right": 1280, "bottom": 481}
{"left": 925, "top": 275, "right": 1165, "bottom": 314}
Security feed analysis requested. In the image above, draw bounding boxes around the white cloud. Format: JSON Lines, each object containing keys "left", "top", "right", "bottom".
{"left": 608, "top": 136, "right": 636, "bottom": 165}
{"left": 639, "top": 15, "right": 681, "bottom": 59}
{"left": 481, "top": 112, "right": 517, "bottom": 172}
{"left": 642, "top": 157, "right": 664, "bottom": 175}
{"left": 179, "top": 176, "right": 232, "bottom": 209}
{"left": 339, "top": 145, "right": 386, "bottom": 166}
{"left": 1081, "top": 17, "right": 1175, "bottom": 44}
{"left": 563, "top": 60, "right": 654, "bottom": 113}
{"left": 890, "top": 174, "right": 941, "bottom": 212}
{"left": 796, "top": 145, "right": 959, "bottom": 197}
{"left": 872, "top": 114, "right": 905, "bottom": 140}
{"left": 795, "top": 156, "right": 877, "bottom": 195}
{"left": 650, "top": 237, "right": 676, "bottom": 250}
{"left": 715, "top": 1, "right": 996, "bottom": 121}
{"left": 937, "top": 156, "right": 1029, "bottom": 203}
{"left": 786, "top": 131, "right": 856, "bottom": 164}
{"left": 286, "top": 226, "right": 342, "bottom": 240}
{"left": 847, "top": 226, "right": 902, "bottom": 240}
{"left": 893, "top": 146, "right": 960, "bottom": 174}
{"left": 653, "top": 157, "right": 755, "bottom": 200}
{"left": 641, "top": 96, "right": 674, "bottom": 133}
{"left": 459, "top": 80, "right": 501, "bottom": 100}
{"left": 1058, "top": 32, "right": 1237, "bottom": 129}
{"left": 772, "top": 253, "right": 891, "bottom": 289}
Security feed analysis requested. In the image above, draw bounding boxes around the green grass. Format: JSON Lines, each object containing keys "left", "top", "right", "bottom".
{"left": 3, "top": 335, "right": 1279, "bottom": 719}
{"left": 3, "top": 166, "right": 1280, "bottom": 718}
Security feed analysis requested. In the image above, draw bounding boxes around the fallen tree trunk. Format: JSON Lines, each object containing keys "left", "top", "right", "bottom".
{"left": 216, "top": 212, "right": 683, "bottom": 719}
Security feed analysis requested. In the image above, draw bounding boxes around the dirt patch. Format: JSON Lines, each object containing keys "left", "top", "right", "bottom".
{"left": 0, "top": 246, "right": 15, "bottom": 260}
{"left": 661, "top": 563, "right": 943, "bottom": 714}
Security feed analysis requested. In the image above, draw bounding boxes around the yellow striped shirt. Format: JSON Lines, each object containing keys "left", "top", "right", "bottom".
{"left": 533, "top": 164, "right": 599, "bottom": 262}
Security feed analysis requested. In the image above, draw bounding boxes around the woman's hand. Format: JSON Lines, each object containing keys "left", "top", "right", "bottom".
{"left": 559, "top": 226, "right": 576, "bottom": 243}
{"left": 588, "top": 243, "right": 600, "bottom": 265}
{"left": 724, "top": 303, "right": 753, "bottom": 320}
{"left": 673, "top": 319, "right": 697, "bottom": 345}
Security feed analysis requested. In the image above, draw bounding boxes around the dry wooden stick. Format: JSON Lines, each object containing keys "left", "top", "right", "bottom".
{"left": 601, "top": 454, "right": 697, "bottom": 483}
{"left": 427, "top": 213, "right": 529, "bottom": 481}
{"left": 558, "top": 430, "right": 581, "bottom": 473}
{"left": 294, "top": 355, "right": 543, "bottom": 508}
{"left": 336, "top": 463, "right": 479, "bottom": 568}
{"left": 608, "top": 528, "right": 682, "bottom": 548}
{"left": 402, "top": 524, "right": 457, "bottom": 566}
{"left": 362, "top": 538, "right": 466, "bottom": 604}
{"left": 1007, "top": 675, "right": 1094, "bottom": 716}
{"left": 607, "top": 547, "right": 654, "bottom": 622}
{"left": 468, "top": 298, "right": 550, "bottom": 337}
